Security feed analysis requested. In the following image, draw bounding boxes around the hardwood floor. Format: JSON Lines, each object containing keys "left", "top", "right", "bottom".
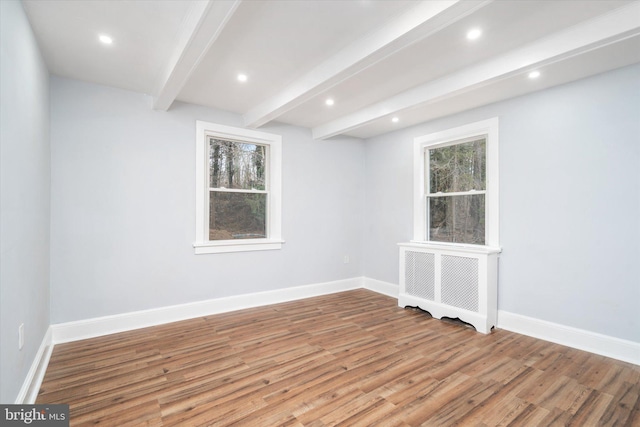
{"left": 37, "top": 289, "right": 639, "bottom": 426}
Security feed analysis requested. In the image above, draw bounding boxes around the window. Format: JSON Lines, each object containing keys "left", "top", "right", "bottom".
{"left": 194, "top": 121, "right": 282, "bottom": 254}
{"left": 413, "top": 118, "right": 499, "bottom": 247}
{"left": 427, "top": 137, "right": 486, "bottom": 244}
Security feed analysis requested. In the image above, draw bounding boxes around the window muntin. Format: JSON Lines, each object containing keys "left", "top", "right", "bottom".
{"left": 194, "top": 121, "right": 282, "bottom": 254}
{"left": 426, "top": 137, "right": 487, "bottom": 245}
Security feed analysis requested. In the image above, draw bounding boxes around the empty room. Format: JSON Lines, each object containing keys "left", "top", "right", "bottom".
{"left": 1, "top": 0, "right": 639, "bottom": 425}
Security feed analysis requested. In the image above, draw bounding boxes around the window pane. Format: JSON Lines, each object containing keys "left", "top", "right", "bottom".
{"left": 209, "top": 138, "right": 266, "bottom": 190}
{"left": 429, "top": 138, "right": 486, "bottom": 193}
{"left": 429, "top": 194, "right": 485, "bottom": 244}
{"left": 209, "top": 192, "right": 266, "bottom": 240}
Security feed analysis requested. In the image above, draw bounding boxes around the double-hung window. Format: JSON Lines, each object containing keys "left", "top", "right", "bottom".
{"left": 413, "top": 118, "right": 499, "bottom": 248}
{"left": 194, "top": 121, "right": 282, "bottom": 254}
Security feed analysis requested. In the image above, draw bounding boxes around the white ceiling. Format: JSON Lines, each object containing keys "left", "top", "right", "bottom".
{"left": 22, "top": 0, "right": 640, "bottom": 140}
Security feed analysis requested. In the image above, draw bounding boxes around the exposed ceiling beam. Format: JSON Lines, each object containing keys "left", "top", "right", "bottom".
{"left": 153, "top": 0, "right": 241, "bottom": 111}
{"left": 242, "top": 0, "right": 494, "bottom": 129}
{"left": 312, "top": 2, "right": 640, "bottom": 140}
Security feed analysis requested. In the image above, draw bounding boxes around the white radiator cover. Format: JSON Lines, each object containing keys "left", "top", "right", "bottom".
{"left": 398, "top": 242, "right": 501, "bottom": 334}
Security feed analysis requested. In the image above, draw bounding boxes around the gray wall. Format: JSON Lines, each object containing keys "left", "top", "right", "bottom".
{"left": 50, "top": 77, "right": 365, "bottom": 324}
{"left": 0, "top": 0, "right": 51, "bottom": 402}
{"left": 364, "top": 63, "right": 640, "bottom": 342}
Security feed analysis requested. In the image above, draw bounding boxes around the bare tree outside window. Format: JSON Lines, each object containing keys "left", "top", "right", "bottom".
{"left": 427, "top": 138, "right": 486, "bottom": 244}
{"left": 208, "top": 138, "right": 267, "bottom": 240}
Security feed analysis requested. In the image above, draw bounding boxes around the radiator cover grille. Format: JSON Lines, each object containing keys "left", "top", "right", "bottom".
{"left": 441, "top": 255, "right": 479, "bottom": 312}
{"left": 405, "top": 251, "right": 435, "bottom": 301}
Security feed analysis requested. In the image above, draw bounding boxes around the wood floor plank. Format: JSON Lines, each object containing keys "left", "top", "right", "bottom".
{"left": 450, "top": 368, "right": 542, "bottom": 424}
{"left": 387, "top": 372, "right": 473, "bottom": 424}
{"left": 566, "top": 390, "right": 614, "bottom": 426}
{"left": 420, "top": 379, "right": 501, "bottom": 426}
{"left": 36, "top": 289, "right": 640, "bottom": 426}
{"left": 292, "top": 385, "right": 363, "bottom": 424}
{"left": 318, "top": 393, "right": 392, "bottom": 426}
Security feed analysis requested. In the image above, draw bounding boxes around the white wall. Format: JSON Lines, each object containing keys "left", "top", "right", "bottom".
{"left": 50, "top": 77, "right": 365, "bottom": 324}
{"left": 364, "top": 63, "right": 640, "bottom": 343}
{"left": 0, "top": 0, "right": 51, "bottom": 403}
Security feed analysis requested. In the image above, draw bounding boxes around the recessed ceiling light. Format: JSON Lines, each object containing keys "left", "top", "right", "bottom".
{"left": 528, "top": 70, "right": 541, "bottom": 79}
{"left": 98, "top": 34, "right": 113, "bottom": 45}
{"left": 237, "top": 73, "right": 248, "bottom": 82}
{"left": 466, "top": 28, "right": 482, "bottom": 40}
{"left": 325, "top": 98, "right": 335, "bottom": 106}
{"left": 391, "top": 117, "right": 399, "bottom": 123}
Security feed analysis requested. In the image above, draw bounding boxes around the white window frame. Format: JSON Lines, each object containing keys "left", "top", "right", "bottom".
{"left": 413, "top": 117, "right": 499, "bottom": 249}
{"left": 193, "top": 121, "right": 283, "bottom": 254}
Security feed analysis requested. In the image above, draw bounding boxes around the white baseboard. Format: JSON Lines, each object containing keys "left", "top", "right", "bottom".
{"left": 38, "top": 276, "right": 636, "bottom": 398}
{"left": 52, "top": 277, "right": 363, "bottom": 344}
{"left": 498, "top": 311, "right": 640, "bottom": 366}
{"left": 20, "top": 276, "right": 638, "bottom": 407}
{"left": 363, "top": 277, "right": 398, "bottom": 298}
{"left": 366, "top": 279, "right": 639, "bottom": 365}
{"left": 15, "top": 326, "right": 54, "bottom": 404}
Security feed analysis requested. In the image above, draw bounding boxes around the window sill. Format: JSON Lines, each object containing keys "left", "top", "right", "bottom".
{"left": 193, "top": 239, "right": 284, "bottom": 254}
{"left": 404, "top": 240, "right": 502, "bottom": 255}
